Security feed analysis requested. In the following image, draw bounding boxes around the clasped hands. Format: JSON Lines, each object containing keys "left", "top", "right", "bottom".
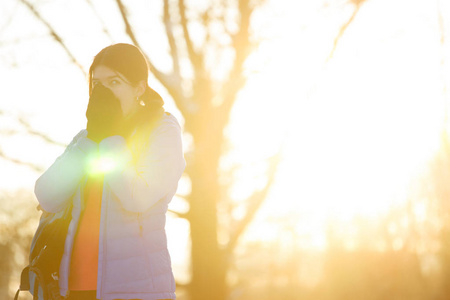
{"left": 85, "top": 85, "right": 131, "bottom": 175}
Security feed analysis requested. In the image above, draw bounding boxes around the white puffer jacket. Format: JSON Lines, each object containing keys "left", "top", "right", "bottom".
{"left": 34, "top": 113, "right": 185, "bottom": 300}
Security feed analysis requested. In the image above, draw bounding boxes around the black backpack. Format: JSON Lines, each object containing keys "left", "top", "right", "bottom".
{"left": 14, "top": 203, "right": 72, "bottom": 300}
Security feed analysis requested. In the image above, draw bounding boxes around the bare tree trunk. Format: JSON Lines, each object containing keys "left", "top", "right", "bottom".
{"left": 190, "top": 182, "right": 228, "bottom": 299}
{"left": 186, "top": 99, "right": 228, "bottom": 299}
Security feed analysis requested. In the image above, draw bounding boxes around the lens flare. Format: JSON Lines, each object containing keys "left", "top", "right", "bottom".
{"left": 87, "top": 155, "right": 118, "bottom": 175}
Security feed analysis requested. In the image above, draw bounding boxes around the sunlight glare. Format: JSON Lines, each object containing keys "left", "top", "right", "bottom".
{"left": 229, "top": 0, "right": 446, "bottom": 250}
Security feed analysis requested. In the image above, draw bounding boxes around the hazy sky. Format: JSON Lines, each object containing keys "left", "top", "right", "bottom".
{"left": 1, "top": 0, "right": 449, "bottom": 252}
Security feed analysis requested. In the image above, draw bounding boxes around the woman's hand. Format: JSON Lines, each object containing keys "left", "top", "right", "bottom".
{"left": 86, "top": 84, "right": 123, "bottom": 143}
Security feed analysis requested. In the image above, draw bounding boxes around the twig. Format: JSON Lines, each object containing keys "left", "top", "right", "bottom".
{"left": 0, "top": 148, "right": 44, "bottom": 172}
{"left": 115, "top": 0, "right": 183, "bottom": 107}
{"left": 326, "top": 1, "right": 363, "bottom": 63}
{"left": 178, "top": 0, "right": 202, "bottom": 69}
{"left": 168, "top": 209, "right": 189, "bottom": 219}
{"left": 163, "top": 0, "right": 181, "bottom": 78}
{"left": 437, "top": 0, "right": 449, "bottom": 125}
{"left": 19, "top": 0, "right": 86, "bottom": 77}
{"left": 226, "top": 152, "right": 281, "bottom": 253}
{"left": 84, "top": 0, "right": 115, "bottom": 42}
{"left": 217, "top": 0, "right": 253, "bottom": 127}
{"left": 17, "top": 116, "right": 66, "bottom": 147}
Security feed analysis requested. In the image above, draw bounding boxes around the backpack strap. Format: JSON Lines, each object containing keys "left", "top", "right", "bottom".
{"left": 14, "top": 266, "right": 31, "bottom": 300}
{"left": 13, "top": 289, "right": 20, "bottom": 300}
{"left": 33, "top": 276, "right": 39, "bottom": 300}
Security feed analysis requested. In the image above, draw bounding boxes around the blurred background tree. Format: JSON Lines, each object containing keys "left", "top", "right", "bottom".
{"left": 0, "top": 190, "right": 37, "bottom": 300}
{"left": 3, "top": 0, "right": 450, "bottom": 299}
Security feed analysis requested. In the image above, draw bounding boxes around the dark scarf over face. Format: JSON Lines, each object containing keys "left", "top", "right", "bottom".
{"left": 86, "top": 84, "right": 165, "bottom": 143}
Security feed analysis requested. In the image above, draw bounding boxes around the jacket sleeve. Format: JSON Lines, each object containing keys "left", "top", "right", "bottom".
{"left": 34, "top": 130, "right": 98, "bottom": 213}
{"left": 102, "top": 115, "right": 186, "bottom": 213}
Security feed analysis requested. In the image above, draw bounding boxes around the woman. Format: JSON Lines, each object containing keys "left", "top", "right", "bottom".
{"left": 34, "top": 43, "right": 185, "bottom": 300}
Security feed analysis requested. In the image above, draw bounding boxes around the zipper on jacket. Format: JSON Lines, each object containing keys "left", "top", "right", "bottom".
{"left": 98, "top": 183, "right": 108, "bottom": 299}
{"left": 136, "top": 212, "right": 154, "bottom": 289}
{"left": 137, "top": 213, "right": 143, "bottom": 236}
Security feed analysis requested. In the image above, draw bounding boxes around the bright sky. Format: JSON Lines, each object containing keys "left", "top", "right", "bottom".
{"left": 229, "top": 0, "right": 449, "bottom": 249}
{"left": 1, "top": 0, "right": 450, "bottom": 280}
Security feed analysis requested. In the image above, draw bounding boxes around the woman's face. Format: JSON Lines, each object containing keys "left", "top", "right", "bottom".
{"left": 91, "top": 65, "right": 144, "bottom": 116}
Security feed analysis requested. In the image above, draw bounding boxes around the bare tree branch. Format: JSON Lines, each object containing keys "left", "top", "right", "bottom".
{"left": 164, "top": 0, "right": 181, "bottom": 78}
{"left": 178, "top": 0, "right": 203, "bottom": 70}
{"left": 0, "top": 129, "right": 18, "bottom": 135}
{"left": 17, "top": 117, "right": 66, "bottom": 147}
{"left": 326, "top": 0, "right": 365, "bottom": 63}
{"left": 217, "top": 0, "right": 253, "bottom": 127}
{"left": 226, "top": 152, "right": 282, "bottom": 253}
{"left": 437, "top": 0, "right": 449, "bottom": 125}
{"left": 0, "top": 148, "right": 44, "bottom": 172}
{"left": 115, "top": 0, "right": 184, "bottom": 110}
{"left": 84, "top": 0, "right": 115, "bottom": 43}
{"left": 175, "top": 281, "right": 190, "bottom": 289}
{"left": 0, "top": 2, "right": 19, "bottom": 36}
{"left": 19, "top": 0, "right": 86, "bottom": 77}
{"left": 115, "top": 0, "right": 140, "bottom": 47}
{"left": 168, "top": 209, "right": 189, "bottom": 219}
{"left": 161, "top": 0, "right": 190, "bottom": 116}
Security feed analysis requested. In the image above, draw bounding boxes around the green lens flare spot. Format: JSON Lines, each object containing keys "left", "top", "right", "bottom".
{"left": 88, "top": 156, "right": 117, "bottom": 175}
